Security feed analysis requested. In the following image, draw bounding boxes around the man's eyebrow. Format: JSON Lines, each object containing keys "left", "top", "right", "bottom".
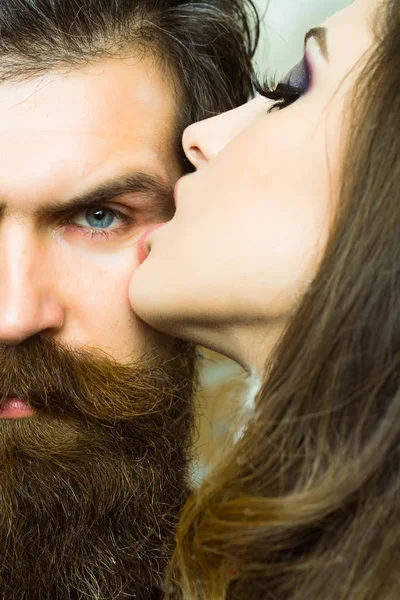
{"left": 304, "top": 27, "right": 329, "bottom": 61}
{"left": 36, "top": 172, "right": 175, "bottom": 220}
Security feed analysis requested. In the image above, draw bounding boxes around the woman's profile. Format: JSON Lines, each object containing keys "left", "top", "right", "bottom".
{"left": 131, "top": 0, "right": 400, "bottom": 597}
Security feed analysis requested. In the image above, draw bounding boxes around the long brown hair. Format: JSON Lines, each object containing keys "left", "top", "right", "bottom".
{"left": 169, "top": 0, "right": 400, "bottom": 598}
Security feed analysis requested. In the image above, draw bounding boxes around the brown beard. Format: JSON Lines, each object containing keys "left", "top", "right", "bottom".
{"left": 0, "top": 336, "right": 197, "bottom": 599}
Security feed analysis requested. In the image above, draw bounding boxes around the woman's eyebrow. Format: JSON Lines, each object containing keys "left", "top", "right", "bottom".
{"left": 36, "top": 172, "right": 176, "bottom": 220}
{"left": 304, "top": 27, "right": 329, "bottom": 61}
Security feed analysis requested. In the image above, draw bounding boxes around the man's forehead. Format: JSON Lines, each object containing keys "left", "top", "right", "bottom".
{"left": 0, "top": 55, "right": 177, "bottom": 128}
{"left": 0, "top": 55, "right": 180, "bottom": 210}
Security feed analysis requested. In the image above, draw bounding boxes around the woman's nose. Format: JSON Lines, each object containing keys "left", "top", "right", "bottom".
{"left": 182, "top": 97, "right": 267, "bottom": 169}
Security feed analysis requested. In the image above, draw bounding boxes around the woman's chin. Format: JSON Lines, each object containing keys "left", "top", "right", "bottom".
{"left": 130, "top": 266, "right": 181, "bottom": 333}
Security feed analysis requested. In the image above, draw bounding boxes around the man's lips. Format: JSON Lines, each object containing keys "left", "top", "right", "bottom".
{"left": 0, "top": 397, "right": 37, "bottom": 419}
{"left": 137, "top": 223, "right": 166, "bottom": 264}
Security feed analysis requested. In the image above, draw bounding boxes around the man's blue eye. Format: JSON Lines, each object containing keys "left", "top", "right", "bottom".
{"left": 85, "top": 208, "right": 116, "bottom": 229}
{"left": 68, "top": 205, "right": 131, "bottom": 235}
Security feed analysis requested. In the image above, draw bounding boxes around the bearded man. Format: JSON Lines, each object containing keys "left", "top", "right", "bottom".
{"left": 0, "top": 0, "right": 257, "bottom": 598}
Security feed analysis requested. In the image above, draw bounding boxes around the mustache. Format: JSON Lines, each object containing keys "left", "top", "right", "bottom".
{"left": 0, "top": 336, "right": 197, "bottom": 600}
{"left": 0, "top": 336, "right": 194, "bottom": 423}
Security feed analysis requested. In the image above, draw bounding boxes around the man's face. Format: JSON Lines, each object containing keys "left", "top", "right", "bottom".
{"left": 0, "top": 55, "right": 195, "bottom": 599}
{"left": 0, "top": 54, "right": 180, "bottom": 359}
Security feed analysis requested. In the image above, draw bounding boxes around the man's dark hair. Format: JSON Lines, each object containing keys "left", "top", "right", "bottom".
{"left": 0, "top": 0, "right": 259, "bottom": 166}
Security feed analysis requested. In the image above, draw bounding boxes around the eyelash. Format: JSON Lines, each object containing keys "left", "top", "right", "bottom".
{"left": 253, "top": 55, "right": 312, "bottom": 112}
{"left": 253, "top": 76, "right": 302, "bottom": 112}
{"left": 64, "top": 207, "right": 134, "bottom": 240}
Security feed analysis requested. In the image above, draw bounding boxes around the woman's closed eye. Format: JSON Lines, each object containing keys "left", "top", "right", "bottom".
{"left": 254, "top": 54, "right": 312, "bottom": 111}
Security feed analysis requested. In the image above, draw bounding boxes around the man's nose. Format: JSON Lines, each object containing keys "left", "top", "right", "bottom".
{"left": 0, "top": 226, "right": 64, "bottom": 344}
{"left": 182, "top": 97, "right": 267, "bottom": 169}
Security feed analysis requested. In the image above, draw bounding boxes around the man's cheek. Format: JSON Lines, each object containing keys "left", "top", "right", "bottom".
{"left": 72, "top": 252, "right": 139, "bottom": 317}
{"left": 53, "top": 246, "right": 153, "bottom": 353}
{"left": 53, "top": 234, "right": 141, "bottom": 291}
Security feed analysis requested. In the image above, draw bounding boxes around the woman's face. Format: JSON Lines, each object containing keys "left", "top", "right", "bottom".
{"left": 131, "top": 0, "right": 377, "bottom": 367}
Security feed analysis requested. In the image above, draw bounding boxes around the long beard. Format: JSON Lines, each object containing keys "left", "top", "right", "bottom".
{"left": 0, "top": 337, "right": 196, "bottom": 599}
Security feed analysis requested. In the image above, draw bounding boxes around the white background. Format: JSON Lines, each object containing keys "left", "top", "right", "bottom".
{"left": 253, "top": 0, "right": 352, "bottom": 76}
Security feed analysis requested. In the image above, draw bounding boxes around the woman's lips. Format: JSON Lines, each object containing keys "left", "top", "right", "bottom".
{"left": 137, "top": 223, "right": 166, "bottom": 264}
{"left": 0, "top": 397, "right": 37, "bottom": 419}
{"left": 136, "top": 176, "right": 182, "bottom": 264}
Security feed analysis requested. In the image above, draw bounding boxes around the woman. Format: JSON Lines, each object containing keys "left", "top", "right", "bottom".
{"left": 131, "top": 0, "right": 400, "bottom": 597}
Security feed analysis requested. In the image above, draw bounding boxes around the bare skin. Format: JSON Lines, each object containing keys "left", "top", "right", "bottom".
{"left": 131, "top": 0, "right": 377, "bottom": 374}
